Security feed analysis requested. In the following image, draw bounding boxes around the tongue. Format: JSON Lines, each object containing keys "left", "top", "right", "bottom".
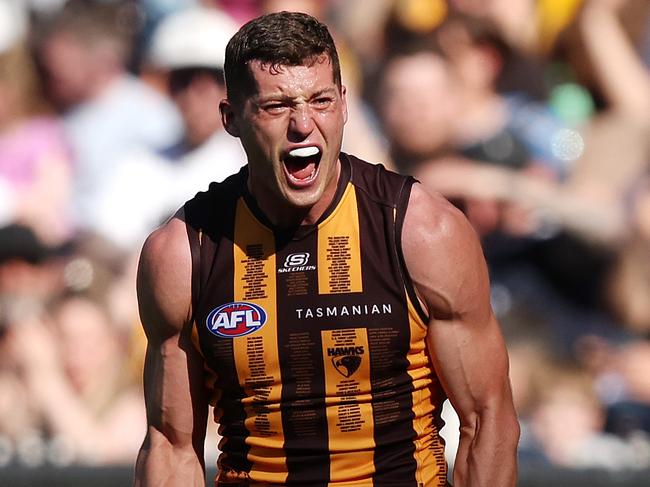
{"left": 285, "top": 158, "right": 315, "bottom": 180}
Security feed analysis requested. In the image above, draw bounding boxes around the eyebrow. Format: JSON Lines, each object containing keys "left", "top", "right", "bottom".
{"left": 255, "top": 87, "right": 338, "bottom": 104}
{"left": 309, "top": 88, "right": 338, "bottom": 99}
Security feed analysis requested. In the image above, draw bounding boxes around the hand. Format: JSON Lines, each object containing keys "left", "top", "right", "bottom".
{"left": 5, "top": 307, "right": 61, "bottom": 375}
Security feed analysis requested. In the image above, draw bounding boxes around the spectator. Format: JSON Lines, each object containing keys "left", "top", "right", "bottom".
{"left": 35, "top": 0, "right": 182, "bottom": 238}
{"left": 0, "top": 1, "right": 73, "bottom": 245}
{"left": 147, "top": 5, "right": 246, "bottom": 196}
{"left": 435, "top": 14, "right": 568, "bottom": 175}
{"left": 6, "top": 292, "right": 145, "bottom": 465}
{"left": 0, "top": 224, "right": 70, "bottom": 465}
{"left": 529, "top": 361, "right": 650, "bottom": 469}
{"left": 88, "top": 5, "right": 247, "bottom": 250}
{"left": 378, "top": 45, "right": 460, "bottom": 174}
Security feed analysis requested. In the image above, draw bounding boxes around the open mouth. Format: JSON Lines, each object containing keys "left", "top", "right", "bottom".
{"left": 283, "top": 146, "right": 322, "bottom": 185}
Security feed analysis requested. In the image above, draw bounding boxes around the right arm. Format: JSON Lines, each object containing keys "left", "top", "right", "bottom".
{"left": 579, "top": 0, "right": 650, "bottom": 123}
{"left": 134, "top": 209, "right": 209, "bottom": 486}
{"left": 402, "top": 185, "right": 519, "bottom": 486}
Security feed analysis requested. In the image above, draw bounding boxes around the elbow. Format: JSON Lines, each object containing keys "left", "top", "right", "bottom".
{"left": 461, "top": 399, "right": 520, "bottom": 451}
{"left": 135, "top": 428, "right": 205, "bottom": 486}
{"left": 143, "top": 425, "right": 203, "bottom": 461}
{"left": 504, "top": 411, "right": 521, "bottom": 451}
{"left": 491, "top": 396, "right": 520, "bottom": 451}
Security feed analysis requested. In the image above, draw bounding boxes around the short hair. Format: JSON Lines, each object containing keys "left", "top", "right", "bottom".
{"left": 37, "top": 0, "right": 133, "bottom": 66}
{"left": 224, "top": 11, "right": 341, "bottom": 105}
{"left": 168, "top": 67, "right": 225, "bottom": 95}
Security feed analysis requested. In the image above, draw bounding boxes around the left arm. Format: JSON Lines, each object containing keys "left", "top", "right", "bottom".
{"left": 402, "top": 184, "right": 519, "bottom": 486}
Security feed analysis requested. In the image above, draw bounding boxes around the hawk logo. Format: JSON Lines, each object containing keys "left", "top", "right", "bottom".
{"left": 206, "top": 302, "right": 267, "bottom": 338}
{"left": 328, "top": 346, "right": 364, "bottom": 377}
{"left": 332, "top": 355, "right": 362, "bottom": 378}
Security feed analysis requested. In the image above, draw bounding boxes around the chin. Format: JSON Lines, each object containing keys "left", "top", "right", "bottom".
{"left": 283, "top": 187, "right": 324, "bottom": 210}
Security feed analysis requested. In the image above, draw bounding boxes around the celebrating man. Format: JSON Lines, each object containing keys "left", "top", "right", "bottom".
{"left": 134, "top": 11, "right": 519, "bottom": 487}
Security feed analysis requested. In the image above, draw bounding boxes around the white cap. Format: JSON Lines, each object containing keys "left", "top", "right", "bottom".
{"left": 148, "top": 7, "right": 239, "bottom": 70}
{"left": 0, "top": 1, "right": 27, "bottom": 54}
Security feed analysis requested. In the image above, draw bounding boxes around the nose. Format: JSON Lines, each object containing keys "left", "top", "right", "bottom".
{"left": 288, "top": 104, "right": 315, "bottom": 140}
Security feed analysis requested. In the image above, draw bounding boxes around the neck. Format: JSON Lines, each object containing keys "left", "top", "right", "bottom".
{"left": 248, "top": 159, "right": 342, "bottom": 229}
{"left": 86, "top": 70, "right": 122, "bottom": 103}
{"left": 185, "top": 123, "right": 223, "bottom": 150}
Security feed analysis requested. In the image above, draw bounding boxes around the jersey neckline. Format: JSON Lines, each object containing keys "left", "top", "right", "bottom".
{"left": 239, "top": 153, "right": 352, "bottom": 241}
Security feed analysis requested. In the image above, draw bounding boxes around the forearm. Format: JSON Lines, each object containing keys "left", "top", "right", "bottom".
{"left": 134, "top": 430, "right": 206, "bottom": 487}
{"left": 580, "top": 3, "right": 650, "bottom": 120}
{"left": 510, "top": 176, "right": 628, "bottom": 246}
{"left": 453, "top": 408, "right": 519, "bottom": 487}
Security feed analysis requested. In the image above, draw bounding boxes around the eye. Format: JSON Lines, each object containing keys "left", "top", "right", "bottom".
{"left": 262, "top": 102, "right": 288, "bottom": 114}
{"left": 312, "top": 97, "right": 334, "bottom": 109}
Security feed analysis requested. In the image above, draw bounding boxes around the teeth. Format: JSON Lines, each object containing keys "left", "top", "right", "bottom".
{"left": 289, "top": 146, "right": 319, "bottom": 158}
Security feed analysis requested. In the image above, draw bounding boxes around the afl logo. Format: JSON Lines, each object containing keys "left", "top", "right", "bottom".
{"left": 206, "top": 302, "right": 267, "bottom": 338}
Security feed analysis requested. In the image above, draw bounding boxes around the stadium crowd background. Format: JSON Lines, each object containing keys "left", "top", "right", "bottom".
{"left": 1, "top": 0, "right": 650, "bottom": 482}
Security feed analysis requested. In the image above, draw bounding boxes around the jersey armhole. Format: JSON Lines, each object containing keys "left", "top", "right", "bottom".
{"left": 184, "top": 208, "right": 202, "bottom": 327}
{"left": 394, "top": 179, "right": 429, "bottom": 325}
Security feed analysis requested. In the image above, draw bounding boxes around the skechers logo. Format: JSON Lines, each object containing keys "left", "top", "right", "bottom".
{"left": 328, "top": 346, "right": 364, "bottom": 378}
{"left": 278, "top": 252, "right": 316, "bottom": 273}
{"left": 206, "top": 302, "right": 267, "bottom": 338}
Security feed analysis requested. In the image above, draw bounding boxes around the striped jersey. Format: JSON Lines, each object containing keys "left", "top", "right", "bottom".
{"left": 184, "top": 153, "right": 448, "bottom": 486}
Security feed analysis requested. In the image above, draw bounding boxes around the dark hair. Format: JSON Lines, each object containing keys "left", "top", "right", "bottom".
{"left": 168, "top": 67, "right": 225, "bottom": 95}
{"left": 224, "top": 11, "right": 341, "bottom": 105}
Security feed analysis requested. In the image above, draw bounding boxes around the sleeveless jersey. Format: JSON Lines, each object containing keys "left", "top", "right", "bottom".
{"left": 184, "top": 153, "right": 448, "bottom": 486}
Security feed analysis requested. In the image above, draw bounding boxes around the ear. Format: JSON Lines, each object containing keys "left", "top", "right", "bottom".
{"left": 219, "top": 99, "right": 240, "bottom": 138}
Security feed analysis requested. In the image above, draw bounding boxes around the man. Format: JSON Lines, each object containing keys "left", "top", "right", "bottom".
{"left": 147, "top": 5, "right": 246, "bottom": 184}
{"left": 90, "top": 7, "right": 248, "bottom": 250}
{"left": 135, "top": 11, "right": 519, "bottom": 487}
{"left": 36, "top": 1, "right": 181, "bottom": 243}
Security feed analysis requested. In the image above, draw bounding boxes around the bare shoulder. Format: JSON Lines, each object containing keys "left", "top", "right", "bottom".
{"left": 137, "top": 208, "right": 193, "bottom": 340}
{"left": 402, "top": 183, "right": 482, "bottom": 266}
{"left": 402, "top": 183, "right": 490, "bottom": 319}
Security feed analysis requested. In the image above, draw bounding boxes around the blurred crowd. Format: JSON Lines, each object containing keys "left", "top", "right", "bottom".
{"left": 0, "top": 0, "right": 649, "bottom": 474}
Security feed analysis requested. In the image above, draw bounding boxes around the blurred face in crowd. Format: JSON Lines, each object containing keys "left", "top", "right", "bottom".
{"left": 39, "top": 30, "right": 123, "bottom": 110}
{"left": 436, "top": 21, "right": 503, "bottom": 97}
{"left": 170, "top": 70, "right": 227, "bottom": 148}
{"left": 531, "top": 378, "right": 604, "bottom": 465}
{"left": 54, "top": 296, "right": 119, "bottom": 394}
{"left": 380, "top": 51, "right": 459, "bottom": 161}
{"left": 39, "top": 31, "right": 95, "bottom": 109}
{"left": 221, "top": 55, "right": 348, "bottom": 226}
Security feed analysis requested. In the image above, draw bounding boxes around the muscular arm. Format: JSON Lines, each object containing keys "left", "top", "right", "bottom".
{"left": 402, "top": 184, "right": 519, "bottom": 487}
{"left": 134, "top": 210, "right": 209, "bottom": 486}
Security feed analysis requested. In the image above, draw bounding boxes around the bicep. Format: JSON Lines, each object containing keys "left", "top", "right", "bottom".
{"left": 137, "top": 218, "right": 209, "bottom": 451}
{"left": 402, "top": 184, "right": 513, "bottom": 421}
